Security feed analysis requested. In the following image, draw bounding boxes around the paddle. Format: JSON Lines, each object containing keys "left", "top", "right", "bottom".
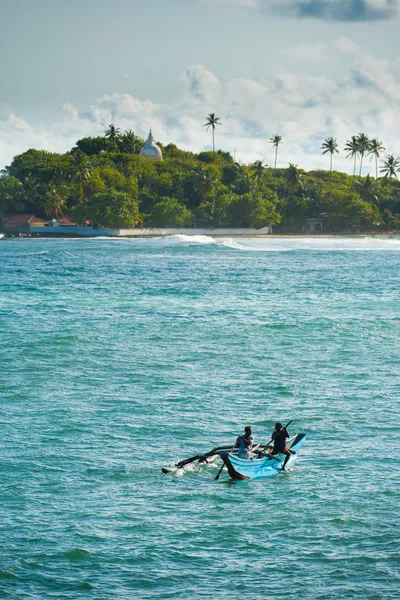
{"left": 214, "top": 443, "right": 261, "bottom": 481}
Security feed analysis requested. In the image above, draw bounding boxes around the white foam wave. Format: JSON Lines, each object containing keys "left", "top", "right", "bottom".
{"left": 219, "top": 238, "right": 252, "bottom": 251}
{"left": 162, "top": 234, "right": 400, "bottom": 252}
{"left": 169, "top": 234, "right": 217, "bottom": 245}
{"left": 220, "top": 236, "right": 400, "bottom": 252}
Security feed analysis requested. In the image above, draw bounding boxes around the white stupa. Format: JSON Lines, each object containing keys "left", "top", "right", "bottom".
{"left": 140, "top": 129, "right": 163, "bottom": 160}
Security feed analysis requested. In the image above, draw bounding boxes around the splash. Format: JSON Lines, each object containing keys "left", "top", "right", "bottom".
{"left": 168, "top": 234, "right": 217, "bottom": 245}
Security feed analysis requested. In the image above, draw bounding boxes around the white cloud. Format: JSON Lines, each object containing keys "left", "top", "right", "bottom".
{"left": 181, "top": 65, "right": 220, "bottom": 104}
{"left": 1, "top": 39, "right": 400, "bottom": 174}
{"left": 333, "top": 37, "right": 360, "bottom": 54}
{"left": 276, "top": 43, "right": 328, "bottom": 62}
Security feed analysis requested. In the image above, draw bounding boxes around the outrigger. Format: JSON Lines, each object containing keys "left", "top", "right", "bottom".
{"left": 162, "top": 428, "right": 307, "bottom": 480}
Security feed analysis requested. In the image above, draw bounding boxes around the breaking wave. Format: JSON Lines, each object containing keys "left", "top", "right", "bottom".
{"left": 165, "top": 234, "right": 400, "bottom": 252}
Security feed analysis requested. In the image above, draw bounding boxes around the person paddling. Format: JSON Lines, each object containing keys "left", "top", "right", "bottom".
{"left": 271, "top": 422, "right": 291, "bottom": 471}
{"left": 235, "top": 425, "right": 254, "bottom": 459}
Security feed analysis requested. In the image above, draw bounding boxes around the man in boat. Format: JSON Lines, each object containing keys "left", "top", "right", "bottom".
{"left": 235, "top": 426, "right": 254, "bottom": 459}
{"left": 270, "top": 422, "right": 291, "bottom": 471}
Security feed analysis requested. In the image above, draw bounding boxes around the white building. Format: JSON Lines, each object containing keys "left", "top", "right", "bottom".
{"left": 140, "top": 129, "right": 163, "bottom": 160}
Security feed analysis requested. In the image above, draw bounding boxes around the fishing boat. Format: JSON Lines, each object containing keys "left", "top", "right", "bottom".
{"left": 220, "top": 432, "right": 307, "bottom": 480}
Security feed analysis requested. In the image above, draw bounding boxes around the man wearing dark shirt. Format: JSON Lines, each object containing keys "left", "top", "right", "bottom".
{"left": 271, "top": 422, "right": 291, "bottom": 471}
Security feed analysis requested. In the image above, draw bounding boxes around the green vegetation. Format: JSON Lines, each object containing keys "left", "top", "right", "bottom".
{"left": 1, "top": 125, "right": 400, "bottom": 232}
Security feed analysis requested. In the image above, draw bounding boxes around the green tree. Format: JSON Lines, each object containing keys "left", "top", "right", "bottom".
{"left": 0, "top": 176, "right": 26, "bottom": 214}
{"left": 72, "top": 190, "right": 139, "bottom": 228}
{"left": 321, "top": 137, "right": 339, "bottom": 195}
{"left": 44, "top": 186, "right": 67, "bottom": 218}
{"left": 323, "top": 190, "right": 379, "bottom": 232}
{"left": 285, "top": 164, "right": 304, "bottom": 193}
{"left": 380, "top": 154, "right": 400, "bottom": 200}
{"left": 380, "top": 154, "right": 400, "bottom": 179}
{"left": 119, "top": 130, "right": 141, "bottom": 154}
{"left": 74, "top": 136, "right": 113, "bottom": 156}
{"left": 251, "top": 160, "right": 265, "bottom": 190}
{"left": 269, "top": 135, "right": 282, "bottom": 172}
{"left": 193, "top": 166, "right": 219, "bottom": 202}
{"left": 150, "top": 197, "right": 192, "bottom": 227}
{"left": 344, "top": 136, "right": 359, "bottom": 181}
{"left": 105, "top": 124, "right": 121, "bottom": 150}
{"left": 279, "top": 195, "right": 308, "bottom": 233}
{"left": 355, "top": 175, "right": 379, "bottom": 204}
{"left": 70, "top": 151, "right": 92, "bottom": 184}
{"left": 356, "top": 133, "right": 370, "bottom": 177}
{"left": 230, "top": 191, "right": 280, "bottom": 228}
{"left": 368, "top": 139, "right": 385, "bottom": 180}
{"left": 203, "top": 113, "right": 221, "bottom": 155}
{"left": 22, "top": 174, "right": 43, "bottom": 212}
{"left": 5, "top": 149, "right": 60, "bottom": 186}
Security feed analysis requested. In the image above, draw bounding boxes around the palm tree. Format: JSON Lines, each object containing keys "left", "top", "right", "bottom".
{"left": 285, "top": 163, "right": 303, "bottom": 193}
{"left": 270, "top": 135, "right": 282, "bottom": 171}
{"left": 355, "top": 175, "right": 379, "bottom": 204}
{"left": 22, "top": 174, "right": 46, "bottom": 212}
{"left": 193, "top": 167, "right": 218, "bottom": 200}
{"left": 70, "top": 151, "right": 92, "bottom": 184}
{"left": 356, "top": 133, "right": 370, "bottom": 177}
{"left": 105, "top": 124, "right": 121, "bottom": 150}
{"left": 368, "top": 139, "right": 385, "bottom": 180}
{"left": 120, "top": 130, "right": 138, "bottom": 154}
{"left": 23, "top": 174, "right": 40, "bottom": 205}
{"left": 193, "top": 167, "right": 219, "bottom": 222}
{"left": 251, "top": 160, "right": 265, "bottom": 190}
{"left": 69, "top": 151, "right": 92, "bottom": 201}
{"left": 203, "top": 113, "right": 221, "bottom": 154}
{"left": 380, "top": 154, "right": 400, "bottom": 178}
{"left": 380, "top": 154, "right": 400, "bottom": 200}
{"left": 234, "top": 170, "right": 251, "bottom": 195}
{"left": 344, "top": 136, "right": 359, "bottom": 181}
{"left": 321, "top": 137, "right": 339, "bottom": 194}
{"left": 45, "top": 186, "right": 67, "bottom": 219}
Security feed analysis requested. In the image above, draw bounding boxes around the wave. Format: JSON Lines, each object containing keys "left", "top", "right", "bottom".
{"left": 164, "top": 234, "right": 400, "bottom": 252}
{"left": 166, "top": 234, "right": 253, "bottom": 250}
{"left": 168, "top": 234, "right": 217, "bottom": 245}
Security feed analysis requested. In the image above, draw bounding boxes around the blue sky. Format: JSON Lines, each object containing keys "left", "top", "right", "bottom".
{"left": 0, "top": 0, "right": 399, "bottom": 172}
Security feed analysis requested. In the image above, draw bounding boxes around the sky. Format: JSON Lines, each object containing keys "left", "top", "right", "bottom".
{"left": 0, "top": 0, "right": 399, "bottom": 173}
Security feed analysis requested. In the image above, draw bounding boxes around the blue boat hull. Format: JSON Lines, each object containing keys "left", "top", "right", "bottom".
{"left": 221, "top": 433, "right": 307, "bottom": 480}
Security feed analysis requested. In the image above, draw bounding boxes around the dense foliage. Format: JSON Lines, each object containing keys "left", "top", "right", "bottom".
{"left": 1, "top": 127, "right": 399, "bottom": 232}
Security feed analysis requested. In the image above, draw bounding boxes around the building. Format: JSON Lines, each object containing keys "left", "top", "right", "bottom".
{"left": 306, "top": 217, "right": 325, "bottom": 233}
{"left": 139, "top": 129, "right": 163, "bottom": 161}
{"left": 1, "top": 214, "right": 48, "bottom": 234}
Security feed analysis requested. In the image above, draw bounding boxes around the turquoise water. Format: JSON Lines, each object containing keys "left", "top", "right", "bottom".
{"left": 1, "top": 235, "right": 399, "bottom": 599}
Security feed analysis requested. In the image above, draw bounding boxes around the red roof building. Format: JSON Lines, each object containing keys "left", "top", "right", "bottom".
{"left": 1, "top": 214, "right": 48, "bottom": 233}
{"left": 58, "top": 216, "right": 77, "bottom": 226}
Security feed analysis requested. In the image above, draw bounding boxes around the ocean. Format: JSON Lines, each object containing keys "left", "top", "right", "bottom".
{"left": 1, "top": 235, "right": 399, "bottom": 599}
